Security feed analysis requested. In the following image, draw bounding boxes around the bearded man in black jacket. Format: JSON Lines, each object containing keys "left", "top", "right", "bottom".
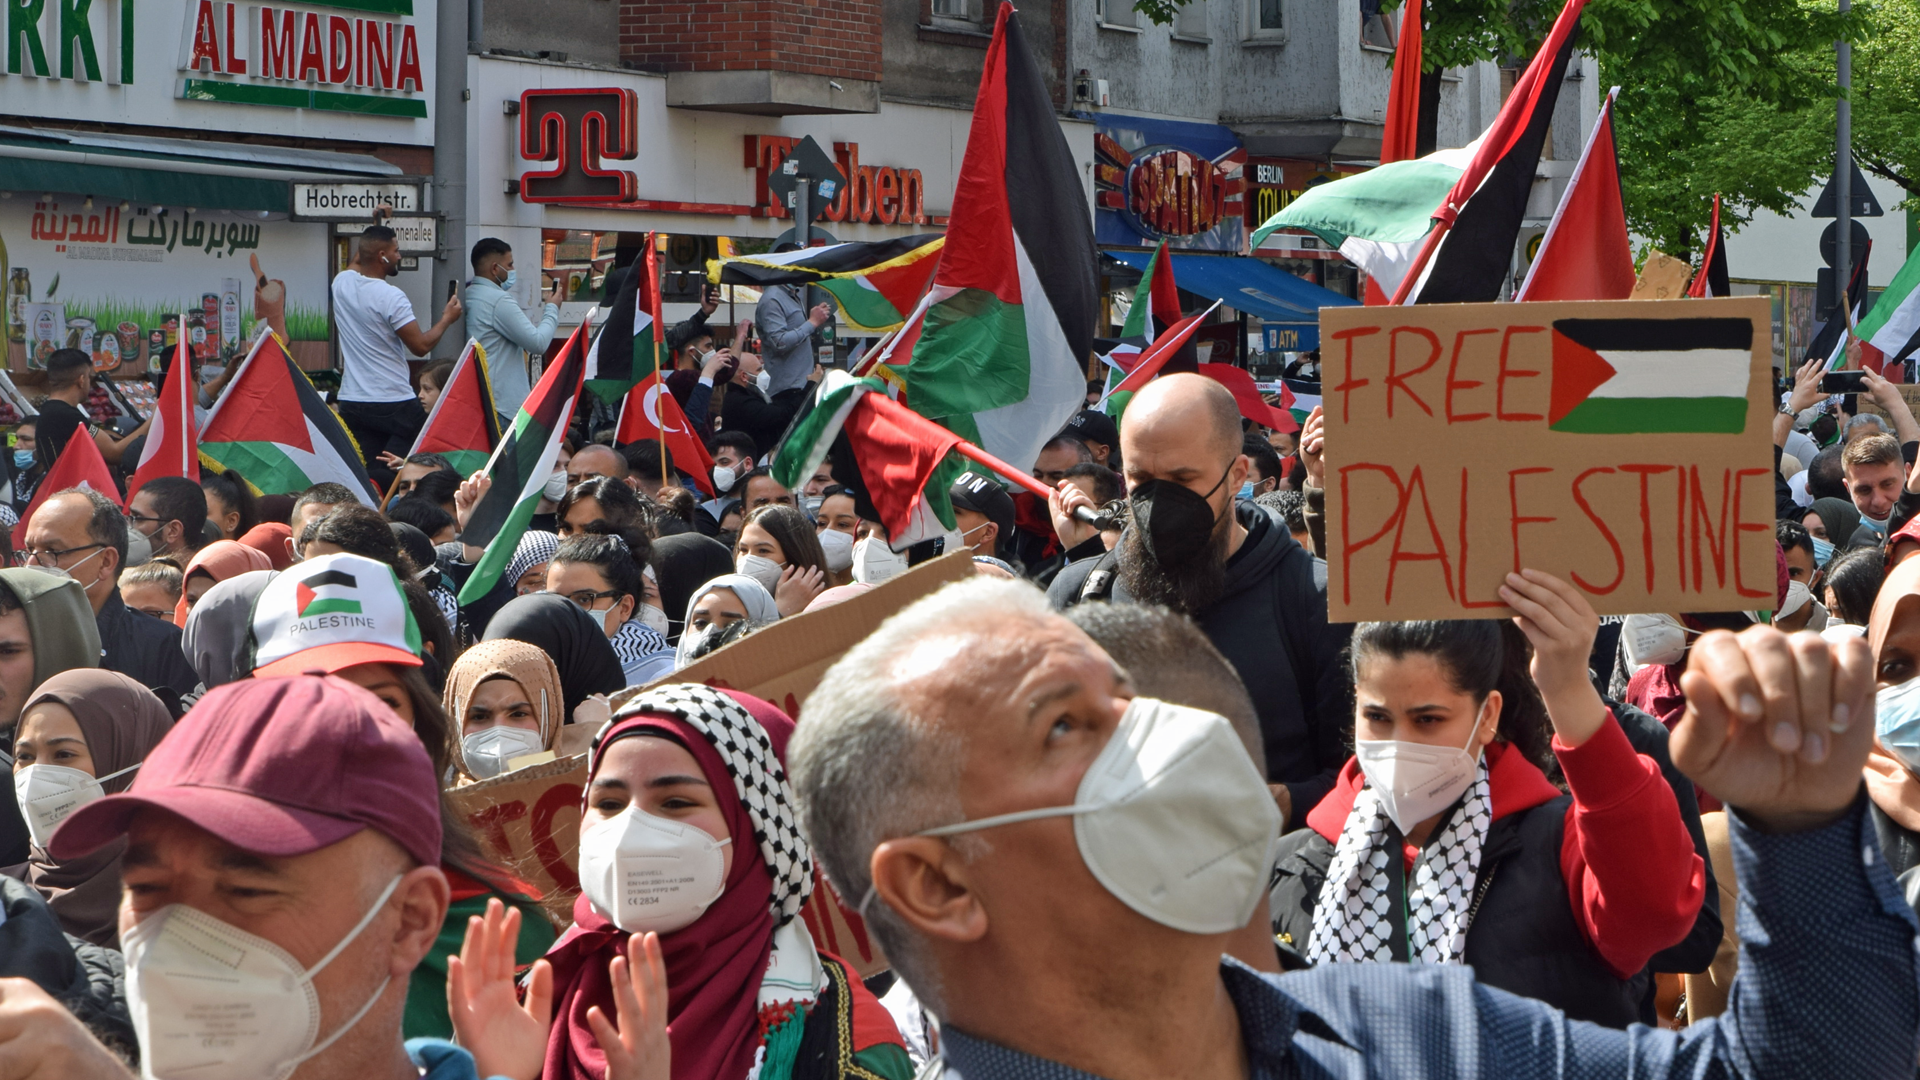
{"left": 1049, "top": 374, "right": 1351, "bottom": 822}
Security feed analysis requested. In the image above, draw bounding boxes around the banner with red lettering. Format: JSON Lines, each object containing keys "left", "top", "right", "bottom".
{"left": 1320, "top": 297, "right": 1774, "bottom": 622}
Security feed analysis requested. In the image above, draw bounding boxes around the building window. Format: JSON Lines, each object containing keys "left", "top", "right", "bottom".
{"left": 1101, "top": 0, "right": 1140, "bottom": 29}
{"left": 1359, "top": 0, "right": 1396, "bottom": 50}
{"left": 1173, "top": 0, "right": 1209, "bottom": 40}
{"left": 1244, "top": 0, "right": 1284, "bottom": 41}
{"left": 931, "top": 0, "right": 974, "bottom": 20}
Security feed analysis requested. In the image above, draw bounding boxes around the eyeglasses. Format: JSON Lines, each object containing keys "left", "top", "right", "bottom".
{"left": 553, "top": 588, "right": 621, "bottom": 611}
{"left": 14, "top": 542, "right": 105, "bottom": 567}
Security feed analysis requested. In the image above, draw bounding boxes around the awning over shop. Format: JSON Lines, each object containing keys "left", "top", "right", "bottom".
{"left": 1106, "top": 250, "right": 1356, "bottom": 351}
{"left": 0, "top": 126, "right": 402, "bottom": 214}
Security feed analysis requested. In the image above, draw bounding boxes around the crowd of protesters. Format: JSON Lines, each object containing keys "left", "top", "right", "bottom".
{"left": 0, "top": 237, "right": 1915, "bottom": 1078}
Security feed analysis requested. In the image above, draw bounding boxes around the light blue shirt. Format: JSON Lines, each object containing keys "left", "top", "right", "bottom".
{"left": 462, "top": 276, "right": 559, "bottom": 417}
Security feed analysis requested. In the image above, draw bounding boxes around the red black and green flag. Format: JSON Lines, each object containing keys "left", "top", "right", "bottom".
{"left": 712, "top": 235, "right": 945, "bottom": 332}
{"left": 403, "top": 338, "right": 499, "bottom": 479}
{"left": 457, "top": 316, "right": 594, "bottom": 603}
{"left": 584, "top": 236, "right": 667, "bottom": 405}
{"left": 1687, "top": 194, "right": 1731, "bottom": 300}
{"left": 904, "top": 0, "right": 1098, "bottom": 475}
{"left": 200, "top": 334, "right": 378, "bottom": 506}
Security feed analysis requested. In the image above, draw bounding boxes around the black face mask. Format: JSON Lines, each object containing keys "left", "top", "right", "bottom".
{"left": 1129, "top": 464, "right": 1233, "bottom": 568}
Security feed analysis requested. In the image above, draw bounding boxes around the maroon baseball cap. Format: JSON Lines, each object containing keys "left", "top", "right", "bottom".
{"left": 52, "top": 675, "right": 441, "bottom": 867}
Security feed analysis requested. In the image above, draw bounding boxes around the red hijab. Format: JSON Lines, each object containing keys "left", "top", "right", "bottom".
{"left": 541, "top": 689, "right": 797, "bottom": 1080}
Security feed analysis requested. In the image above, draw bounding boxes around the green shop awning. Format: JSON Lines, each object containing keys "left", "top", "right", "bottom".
{"left": 0, "top": 125, "right": 403, "bottom": 215}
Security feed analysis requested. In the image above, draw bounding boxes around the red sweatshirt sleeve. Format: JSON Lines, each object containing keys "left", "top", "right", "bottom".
{"left": 1554, "top": 710, "right": 1706, "bottom": 980}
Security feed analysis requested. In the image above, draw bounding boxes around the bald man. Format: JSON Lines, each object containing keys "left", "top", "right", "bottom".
{"left": 1047, "top": 374, "right": 1351, "bottom": 821}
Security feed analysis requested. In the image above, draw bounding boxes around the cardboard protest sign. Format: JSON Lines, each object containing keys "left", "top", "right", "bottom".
{"left": 1853, "top": 383, "right": 1920, "bottom": 422}
{"left": 1321, "top": 297, "right": 1774, "bottom": 622}
{"left": 445, "top": 753, "right": 589, "bottom": 907}
{"left": 651, "top": 550, "right": 975, "bottom": 713}
{"left": 1630, "top": 252, "right": 1694, "bottom": 301}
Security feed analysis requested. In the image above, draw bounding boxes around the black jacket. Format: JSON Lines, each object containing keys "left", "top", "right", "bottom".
{"left": 718, "top": 383, "right": 807, "bottom": 460}
{"left": 0, "top": 877, "right": 135, "bottom": 1063}
{"left": 95, "top": 591, "right": 196, "bottom": 716}
{"left": 1048, "top": 503, "right": 1353, "bottom": 815}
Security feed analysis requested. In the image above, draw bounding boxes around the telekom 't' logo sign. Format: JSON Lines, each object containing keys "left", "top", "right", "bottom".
{"left": 517, "top": 88, "right": 639, "bottom": 204}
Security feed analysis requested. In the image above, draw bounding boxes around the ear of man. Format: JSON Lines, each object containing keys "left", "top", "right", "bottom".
{"left": 870, "top": 837, "right": 988, "bottom": 944}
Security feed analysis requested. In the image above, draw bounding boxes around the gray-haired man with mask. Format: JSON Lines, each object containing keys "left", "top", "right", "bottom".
{"left": 1047, "top": 373, "right": 1350, "bottom": 824}
{"left": 791, "top": 576, "right": 1917, "bottom": 1080}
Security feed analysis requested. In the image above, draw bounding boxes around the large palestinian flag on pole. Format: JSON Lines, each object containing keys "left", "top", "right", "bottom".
{"left": 1856, "top": 243, "right": 1920, "bottom": 378}
{"left": 457, "top": 316, "right": 594, "bottom": 604}
{"left": 583, "top": 237, "right": 663, "bottom": 405}
{"left": 1548, "top": 318, "right": 1753, "bottom": 434}
{"left": 904, "top": 0, "right": 1098, "bottom": 475}
{"left": 200, "top": 334, "right": 377, "bottom": 505}
{"left": 1252, "top": 0, "right": 1585, "bottom": 305}
{"left": 404, "top": 338, "right": 499, "bottom": 479}
{"left": 1514, "top": 88, "right": 1633, "bottom": 303}
{"left": 712, "top": 235, "right": 945, "bottom": 332}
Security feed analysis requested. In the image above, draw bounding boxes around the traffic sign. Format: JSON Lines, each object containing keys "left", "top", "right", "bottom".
{"left": 1811, "top": 163, "right": 1883, "bottom": 218}
{"left": 767, "top": 136, "right": 847, "bottom": 224}
{"left": 292, "top": 182, "right": 424, "bottom": 221}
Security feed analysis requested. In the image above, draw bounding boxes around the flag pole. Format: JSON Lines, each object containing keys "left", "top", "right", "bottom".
{"left": 948, "top": 441, "right": 1102, "bottom": 526}
{"left": 648, "top": 233, "right": 669, "bottom": 491}
{"left": 476, "top": 308, "right": 596, "bottom": 479}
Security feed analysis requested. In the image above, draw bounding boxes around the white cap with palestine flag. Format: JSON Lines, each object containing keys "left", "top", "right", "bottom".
{"left": 247, "top": 552, "right": 424, "bottom": 677}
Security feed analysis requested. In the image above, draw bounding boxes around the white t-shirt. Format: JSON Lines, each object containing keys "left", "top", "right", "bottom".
{"left": 331, "top": 270, "right": 419, "bottom": 403}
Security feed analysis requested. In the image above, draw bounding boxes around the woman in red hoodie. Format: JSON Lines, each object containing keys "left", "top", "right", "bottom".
{"left": 1268, "top": 570, "right": 1706, "bottom": 1027}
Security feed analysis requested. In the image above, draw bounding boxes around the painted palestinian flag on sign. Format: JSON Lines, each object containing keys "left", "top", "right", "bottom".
{"left": 200, "top": 334, "right": 378, "bottom": 505}
{"left": 904, "top": 0, "right": 1098, "bottom": 475}
{"left": 1548, "top": 318, "right": 1753, "bottom": 434}
{"left": 713, "top": 235, "right": 945, "bottom": 332}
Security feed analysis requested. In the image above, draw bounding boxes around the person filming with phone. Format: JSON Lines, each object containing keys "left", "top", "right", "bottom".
{"left": 1787, "top": 355, "right": 1920, "bottom": 536}
{"left": 333, "top": 225, "right": 463, "bottom": 490}
{"left": 465, "top": 237, "right": 563, "bottom": 423}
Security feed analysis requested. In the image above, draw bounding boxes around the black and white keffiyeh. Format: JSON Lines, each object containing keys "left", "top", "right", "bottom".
{"left": 609, "top": 617, "right": 672, "bottom": 669}
{"left": 596, "top": 683, "right": 815, "bottom": 927}
{"left": 1305, "top": 758, "right": 1492, "bottom": 966}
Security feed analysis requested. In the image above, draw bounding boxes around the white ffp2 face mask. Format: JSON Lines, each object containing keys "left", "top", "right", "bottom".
{"left": 919, "top": 697, "right": 1281, "bottom": 935}
{"left": 14, "top": 762, "right": 141, "bottom": 850}
{"left": 712, "top": 465, "right": 738, "bottom": 494}
{"left": 1622, "top": 612, "right": 1692, "bottom": 668}
{"left": 1353, "top": 706, "right": 1486, "bottom": 836}
{"left": 543, "top": 469, "right": 569, "bottom": 503}
{"left": 577, "top": 804, "right": 731, "bottom": 934}
{"left": 817, "top": 527, "right": 854, "bottom": 573}
{"left": 851, "top": 536, "right": 907, "bottom": 585}
{"left": 737, "top": 553, "right": 784, "bottom": 595}
{"left": 462, "top": 725, "right": 547, "bottom": 780}
{"left": 125, "top": 874, "right": 403, "bottom": 1080}
{"left": 638, "top": 602, "right": 671, "bottom": 637}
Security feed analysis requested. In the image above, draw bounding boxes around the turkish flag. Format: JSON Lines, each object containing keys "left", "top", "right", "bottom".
{"left": 23, "top": 420, "right": 124, "bottom": 532}
{"left": 615, "top": 371, "right": 716, "bottom": 496}
{"left": 127, "top": 333, "right": 199, "bottom": 499}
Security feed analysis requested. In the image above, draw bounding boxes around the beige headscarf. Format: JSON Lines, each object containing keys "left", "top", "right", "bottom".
{"left": 1866, "top": 555, "right": 1920, "bottom": 829}
{"left": 442, "top": 639, "right": 564, "bottom": 781}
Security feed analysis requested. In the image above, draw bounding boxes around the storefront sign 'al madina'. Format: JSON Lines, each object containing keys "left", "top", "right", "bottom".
{"left": 0, "top": 0, "right": 432, "bottom": 139}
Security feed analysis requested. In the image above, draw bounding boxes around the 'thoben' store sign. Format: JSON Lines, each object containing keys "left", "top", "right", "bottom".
{"left": 513, "top": 88, "right": 942, "bottom": 226}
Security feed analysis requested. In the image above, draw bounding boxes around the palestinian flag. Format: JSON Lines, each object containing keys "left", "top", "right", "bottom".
{"left": 1855, "top": 242, "right": 1920, "bottom": 379}
{"left": 616, "top": 369, "right": 716, "bottom": 496}
{"left": 773, "top": 371, "right": 965, "bottom": 548}
{"left": 1282, "top": 378, "right": 1322, "bottom": 424}
{"left": 127, "top": 327, "right": 199, "bottom": 498}
{"left": 1809, "top": 241, "right": 1872, "bottom": 369}
{"left": 712, "top": 235, "right": 945, "bottom": 332}
{"left": 1098, "top": 302, "right": 1219, "bottom": 406}
{"left": 200, "top": 334, "right": 377, "bottom": 506}
{"left": 904, "top": 1, "right": 1098, "bottom": 476}
{"left": 404, "top": 338, "right": 499, "bottom": 479}
{"left": 1515, "top": 88, "right": 1633, "bottom": 303}
{"left": 1548, "top": 318, "right": 1754, "bottom": 434}
{"left": 1687, "top": 194, "right": 1731, "bottom": 300}
{"left": 1411, "top": 0, "right": 1586, "bottom": 304}
{"left": 583, "top": 236, "right": 664, "bottom": 405}
{"left": 457, "top": 317, "right": 593, "bottom": 604}
{"left": 1251, "top": 0, "right": 1585, "bottom": 305}
{"left": 1100, "top": 239, "right": 1185, "bottom": 420}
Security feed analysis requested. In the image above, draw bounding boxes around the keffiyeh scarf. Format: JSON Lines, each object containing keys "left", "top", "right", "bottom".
{"left": 1306, "top": 758, "right": 1492, "bottom": 966}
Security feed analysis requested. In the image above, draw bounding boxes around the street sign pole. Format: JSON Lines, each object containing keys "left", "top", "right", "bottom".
{"left": 1837, "top": 0, "right": 1852, "bottom": 328}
